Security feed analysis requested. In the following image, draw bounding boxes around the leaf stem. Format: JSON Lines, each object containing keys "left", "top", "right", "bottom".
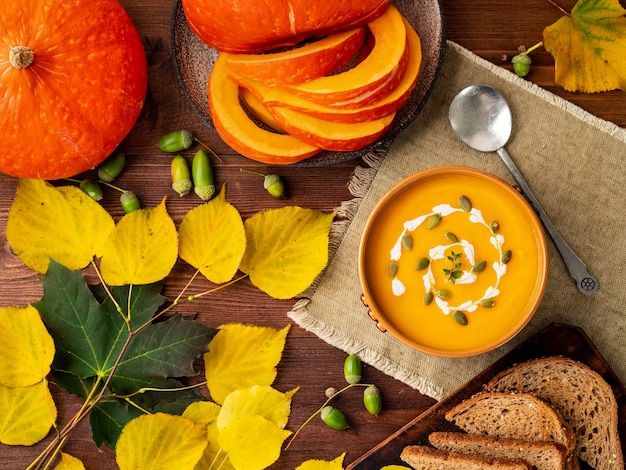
{"left": 91, "top": 260, "right": 126, "bottom": 321}
{"left": 173, "top": 269, "right": 201, "bottom": 305}
{"left": 194, "top": 137, "right": 224, "bottom": 162}
{"left": 187, "top": 273, "right": 249, "bottom": 301}
{"left": 546, "top": 0, "right": 569, "bottom": 15}
{"left": 525, "top": 42, "right": 544, "bottom": 54}
{"left": 108, "top": 381, "right": 208, "bottom": 400}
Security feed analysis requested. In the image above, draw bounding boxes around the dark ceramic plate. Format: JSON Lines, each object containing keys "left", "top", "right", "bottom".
{"left": 170, "top": 0, "right": 446, "bottom": 166}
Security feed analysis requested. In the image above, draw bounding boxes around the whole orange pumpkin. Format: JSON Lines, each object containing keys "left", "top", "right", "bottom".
{"left": 0, "top": 0, "right": 148, "bottom": 179}
{"left": 182, "top": 0, "right": 390, "bottom": 53}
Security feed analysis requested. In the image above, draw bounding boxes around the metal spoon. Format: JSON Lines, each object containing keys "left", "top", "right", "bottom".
{"left": 448, "top": 84, "right": 598, "bottom": 296}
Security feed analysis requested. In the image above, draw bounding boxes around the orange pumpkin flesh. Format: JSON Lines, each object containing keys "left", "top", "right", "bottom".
{"left": 269, "top": 107, "right": 396, "bottom": 152}
{"left": 208, "top": 55, "right": 321, "bottom": 164}
{"left": 223, "top": 28, "right": 366, "bottom": 86}
{"left": 0, "top": 0, "right": 147, "bottom": 180}
{"left": 182, "top": 0, "right": 389, "bottom": 53}
{"left": 280, "top": 4, "right": 407, "bottom": 106}
{"left": 234, "top": 18, "right": 422, "bottom": 124}
{"left": 239, "top": 88, "right": 285, "bottom": 133}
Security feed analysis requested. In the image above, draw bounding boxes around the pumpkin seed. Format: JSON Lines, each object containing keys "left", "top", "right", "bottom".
{"left": 444, "top": 232, "right": 458, "bottom": 243}
{"left": 480, "top": 299, "right": 496, "bottom": 308}
{"left": 502, "top": 249, "right": 512, "bottom": 264}
{"left": 437, "top": 289, "right": 452, "bottom": 299}
{"left": 415, "top": 257, "right": 430, "bottom": 271}
{"left": 490, "top": 220, "right": 500, "bottom": 233}
{"left": 426, "top": 214, "right": 441, "bottom": 229}
{"left": 453, "top": 310, "right": 468, "bottom": 326}
{"left": 423, "top": 291, "right": 434, "bottom": 305}
{"left": 459, "top": 195, "right": 472, "bottom": 212}
{"left": 388, "top": 261, "right": 398, "bottom": 277}
{"left": 472, "top": 260, "right": 487, "bottom": 273}
{"left": 402, "top": 233, "right": 413, "bottom": 250}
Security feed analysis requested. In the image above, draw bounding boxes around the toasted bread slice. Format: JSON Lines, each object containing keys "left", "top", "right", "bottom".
{"left": 428, "top": 431, "right": 567, "bottom": 470}
{"left": 444, "top": 391, "right": 577, "bottom": 458}
{"left": 400, "top": 445, "right": 532, "bottom": 469}
{"left": 486, "top": 357, "right": 623, "bottom": 470}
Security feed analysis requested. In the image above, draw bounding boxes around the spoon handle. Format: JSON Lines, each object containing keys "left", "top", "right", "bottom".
{"left": 496, "top": 147, "right": 598, "bottom": 296}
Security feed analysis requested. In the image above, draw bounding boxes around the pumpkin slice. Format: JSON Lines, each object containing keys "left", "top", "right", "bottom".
{"left": 0, "top": 0, "right": 147, "bottom": 179}
{"left": 183, "top": 0, "right": 388, "bottom": 53}
{"left": 268, "top": 107, "right": 396, "bottom": 152}
{"left": 239, "top": 88, "right": 285, "bottom": 133}
{"left": 280, "top": 4, "right": 407, "bottom": 106}
{"left": 223, "top": 27, "right": 366, "bottom": 85}
{"left": 208, "top": 55, "right": 321, "bottom": 164}
{"left": 233, "top": 20, "right": 421, "bottom": 123}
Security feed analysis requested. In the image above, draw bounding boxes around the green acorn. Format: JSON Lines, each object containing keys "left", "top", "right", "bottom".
{"left": 512, "top": 53, "right": 532, "bottom": 77}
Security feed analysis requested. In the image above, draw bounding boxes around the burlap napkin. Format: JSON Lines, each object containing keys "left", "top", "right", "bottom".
{"left": 288, "top": 41, "right": 626, "bottom": 400}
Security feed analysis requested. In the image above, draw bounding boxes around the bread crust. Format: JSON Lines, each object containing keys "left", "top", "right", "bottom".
{"left": 485, "top": 357, "right": 623, "bottom": 470}
{"left": 400, "top": 445, "right": 533, "bottom": 469}
{"left": 444, "top": 391, "right": 577, "bottom": 457}
{"left": 428, "top": 431, "right": 567, "bottom": 470}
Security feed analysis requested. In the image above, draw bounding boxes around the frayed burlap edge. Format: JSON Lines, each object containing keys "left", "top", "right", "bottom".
{"left": 287, "top": 40, "right": 626, "bottom": 399}
{"left": 286, "top": 130, "right": 448, "bottom": 398}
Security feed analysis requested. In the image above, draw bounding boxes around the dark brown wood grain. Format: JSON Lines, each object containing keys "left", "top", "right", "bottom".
{"left": 1, "top": 1, "right": 625, "bottom": 469}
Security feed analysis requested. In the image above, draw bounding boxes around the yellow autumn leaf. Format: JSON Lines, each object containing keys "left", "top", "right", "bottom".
{"left": 116, "top": 413, "right": 207, "bottom": 470}
{"left": 179, "top": 185, "right": 246, "bottom": 284}
{"left": 218, "top": 414, "right": 291, "bottom": 470}
{"left": 217, "top": 385, "right": 298, "bottom": 432}
{"left": 239, "top": 207, "right": 335, "bottom": 299}
{"left": 204, "top": 324, "right": 290, "bottom": 404}
{"left": 296, "top": 454, "right": 347, "bottom": 470}
{"left": 183, "top": 401, "right": 235, "bottom": 470}
{"left": 100, "top": 198, "right": 178, "bottom": 286}
{"left": 543, "top": 0, "right": 626, "bottom": 92}
{"left": 53, "top": 453, "right": 86, "bottom": 470}
{"left": 6, "top": 179, "right": 115, "bottom": 274}
{"left": 0, "top": 305, "right": 55, "bottom": 388}
{"left": 0, "top": 379, "right": 57, "bottom": 445}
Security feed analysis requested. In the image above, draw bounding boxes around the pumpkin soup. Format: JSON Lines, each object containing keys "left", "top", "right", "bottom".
{"left": 359, "top": 166, "right": 548, "bottom": 357}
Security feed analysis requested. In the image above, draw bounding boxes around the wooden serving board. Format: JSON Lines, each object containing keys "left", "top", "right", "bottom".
{"left": 347, "top": 322, "right": 626, "bottom": 469}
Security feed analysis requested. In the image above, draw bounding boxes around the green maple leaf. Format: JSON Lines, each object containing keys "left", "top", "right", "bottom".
{"left": 33, "top": 260, "right": 218, "bottom": 449}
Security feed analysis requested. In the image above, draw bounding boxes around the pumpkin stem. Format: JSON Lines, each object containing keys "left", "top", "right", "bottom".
{"left": 9, "top": 46, "right": 34, "bottom": 69}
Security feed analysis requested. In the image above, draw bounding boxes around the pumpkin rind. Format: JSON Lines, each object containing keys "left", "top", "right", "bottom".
{"left": 208, "top": 55, "right": 321, "bottom": 164}
{"left": 182, "top": 0, "right": 390, "bottom": 53}
{"left": 234, "top": 17, "right": 422, "bottom": 123}
{"left": 280, "top": 4, "right": 408, "bottom": 106}
{"left": 0, "top": 0, "right": 148, "bottom": 179}
{"left": 222, "top": 27, "right": 367, "bottom": 86}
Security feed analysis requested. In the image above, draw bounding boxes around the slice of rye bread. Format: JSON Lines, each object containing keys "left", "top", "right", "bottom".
{"left": 444, "top": 391, "right": 577, "bottom": 459}
{"left": 428, "top": 431, "right": 568, "bottom": 470}
{"left": 400, "top": 445, "right": 533, "bottom": 469}
{"left": 485, "top": 357, "right": 624, "bottom": 470}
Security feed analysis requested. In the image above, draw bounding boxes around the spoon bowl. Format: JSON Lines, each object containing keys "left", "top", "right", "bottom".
{"left": 449, "top": 84, "right": 512, "bottom": 152}
{"left": 448, "top": 84, "right": 598, "bottom": 296}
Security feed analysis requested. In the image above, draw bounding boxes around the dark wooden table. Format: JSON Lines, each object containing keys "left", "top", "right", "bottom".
{"left": 1, "top": 1, "right": 624, "bottom": 468}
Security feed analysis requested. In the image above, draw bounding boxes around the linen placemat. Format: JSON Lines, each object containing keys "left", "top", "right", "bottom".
{"left": 288, "top": 41, "right": 626, "bottom": 400}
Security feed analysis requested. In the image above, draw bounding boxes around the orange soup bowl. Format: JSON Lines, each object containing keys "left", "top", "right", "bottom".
{"left": 358, "top": 166, "right": 549, "bottom": 357}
